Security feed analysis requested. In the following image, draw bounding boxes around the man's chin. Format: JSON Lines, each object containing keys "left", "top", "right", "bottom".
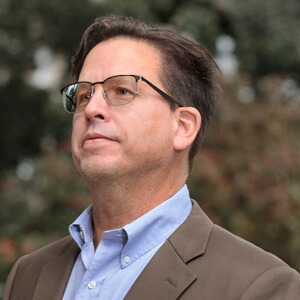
{"left": 76, "top": 159, "right": 119, "bottom": 182}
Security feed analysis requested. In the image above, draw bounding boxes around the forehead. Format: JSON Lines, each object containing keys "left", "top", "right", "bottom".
{"left": 79, "top": 37, "right": 162, "bottom": 82}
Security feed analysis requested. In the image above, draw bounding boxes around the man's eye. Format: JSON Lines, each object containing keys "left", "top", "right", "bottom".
{"left": 77, "top": 93, "right": 91, "bottom": 106}
{"left": 115, "top": 87, "right": 133, "bottom": 96}
{"left": 81, "top": 93, "right": 91, "bottom": 100}
{"left": 84, "top": 94, "right": 92, "bottom": 100}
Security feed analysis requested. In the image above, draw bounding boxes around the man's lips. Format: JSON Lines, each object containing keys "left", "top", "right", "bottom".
{"left": 82, "top": 132, "right": 116, "bottom": 147}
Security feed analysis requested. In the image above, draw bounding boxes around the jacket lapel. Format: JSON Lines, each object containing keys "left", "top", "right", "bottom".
{"left": 32, "top": 238, "right": 80, "bottom": 300}
{"left": 30, "top": 200, "right": 212, "bottom": 300}
{"left": 125, "top": 240, "right": 197, "bottom": 299}
{"left": 125, "top": 200, "right": 213, "bottom": 299}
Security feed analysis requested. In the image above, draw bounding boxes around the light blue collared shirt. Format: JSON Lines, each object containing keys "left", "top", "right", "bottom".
{"left": 63, "top": 185, "right": 192, "bottom": 300}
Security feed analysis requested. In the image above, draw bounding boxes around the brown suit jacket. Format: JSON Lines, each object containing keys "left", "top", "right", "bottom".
{"left": 3, "top": 200, "right": 300, "bottom": 299}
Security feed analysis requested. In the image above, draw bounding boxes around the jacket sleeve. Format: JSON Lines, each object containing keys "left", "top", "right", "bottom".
{"left": 2, "top": 256, "right": 24, "bottom": 300}
{"left": 241, "top": 265, "right": 300, "bottom": 300}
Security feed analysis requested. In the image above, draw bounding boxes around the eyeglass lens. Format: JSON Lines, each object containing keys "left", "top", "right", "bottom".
{"left": 62, "top": 75, "right": 138, "bottom": 113}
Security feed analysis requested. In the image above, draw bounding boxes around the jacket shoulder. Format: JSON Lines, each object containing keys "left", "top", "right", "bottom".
{"left": 185, "top": 223, "right": 299, "bottom": 298}
{"left": 20, "top": 235, "right": 75, "bottom": 264}
{"left": 2, "top": 236, "right": 77, "bottom": 300}
{"left": 209, "top": 224, "right": 287, "bottom": 270}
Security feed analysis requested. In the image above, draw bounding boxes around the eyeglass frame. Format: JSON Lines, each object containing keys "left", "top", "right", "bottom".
{"left": 60, "top": 74, "right": 183, "bottom": 113}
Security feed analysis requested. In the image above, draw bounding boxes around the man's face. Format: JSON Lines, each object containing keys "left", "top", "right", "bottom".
{"left": 71, "top": 37, "right": 177, "bottom": 181}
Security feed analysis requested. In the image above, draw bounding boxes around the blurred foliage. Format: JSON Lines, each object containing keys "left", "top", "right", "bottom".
{"left": 0, "top": 148, "right": 90, "bottom": 284}
{"left": 188, "top": 74, "right": 300, "bottom": 271}
{"left": 0, "top": 0, "right": 299, "bottom": 288}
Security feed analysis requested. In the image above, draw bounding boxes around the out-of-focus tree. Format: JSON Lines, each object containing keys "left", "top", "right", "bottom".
{"left": 188, "top": 75, "right": 300, "bottom": 270}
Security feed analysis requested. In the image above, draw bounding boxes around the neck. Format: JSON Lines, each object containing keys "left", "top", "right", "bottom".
{"left": 87, "top": 167, "right": 187, "bottom": 248}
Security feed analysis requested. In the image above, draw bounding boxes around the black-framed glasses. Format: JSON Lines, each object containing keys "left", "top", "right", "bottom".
{"left": 60, "top": 75, "right": 183, "bottom": 113}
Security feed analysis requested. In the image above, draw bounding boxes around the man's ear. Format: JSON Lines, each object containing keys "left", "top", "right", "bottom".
{"left": 173, "top": 107, "right": 201, "bottom": 151}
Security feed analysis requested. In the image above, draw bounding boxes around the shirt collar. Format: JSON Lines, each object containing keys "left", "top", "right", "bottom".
{"left": 69, "top": 204, "right": 93, "bottom": 249}
{"left": 69, "top": 184, "right": 192, "bottom": 269}
{"left": 121, "top": 184, "right": 192, "bottom": 268}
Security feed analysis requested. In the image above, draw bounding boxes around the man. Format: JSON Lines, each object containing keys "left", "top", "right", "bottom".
{"left": 3, "top": 15, "right": 300, "bottom": 300}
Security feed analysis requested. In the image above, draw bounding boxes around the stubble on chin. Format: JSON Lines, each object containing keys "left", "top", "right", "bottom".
{"left": 74, "top": 154, "right": 119, "bottom": 184}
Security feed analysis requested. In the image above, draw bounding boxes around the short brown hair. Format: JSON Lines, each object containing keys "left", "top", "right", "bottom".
{"left": 71, "top": 15, "right": 222, "bottom": 170}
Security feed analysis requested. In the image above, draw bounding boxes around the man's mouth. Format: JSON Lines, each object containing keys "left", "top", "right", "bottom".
{"left": 82, "top": 132, "right": 116, "bottom": 147}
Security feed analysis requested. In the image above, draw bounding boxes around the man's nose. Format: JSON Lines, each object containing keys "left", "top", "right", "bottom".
{"left": 84, "top": 85, "right": 111, "bottom": 121}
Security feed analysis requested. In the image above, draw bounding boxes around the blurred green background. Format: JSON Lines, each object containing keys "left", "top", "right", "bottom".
{"left": 0, "top": 0, "right": 299, "bottom": 291}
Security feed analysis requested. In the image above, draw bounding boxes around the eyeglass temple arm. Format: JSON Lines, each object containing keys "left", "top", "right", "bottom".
{"left": 141, "top": 77, "right": 183, "bottom": 107}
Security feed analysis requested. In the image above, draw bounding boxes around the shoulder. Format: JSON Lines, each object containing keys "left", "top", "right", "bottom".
{"left": 2, "top": 236, "right": 78, "bottom": 300}
{"left": 208, "top": 224, "right": 286, "bottom": 270}
{"left": 183, "top": 209, "right": 300, "bottom": 298}
{"left": 19, "top": 235, "right": 76, "bottom": 264}
{"left": 185, "top": 201, "right": 291, "bottom": 273}
{"left": 208, "top": 225, "right": 300, "bottom": 298}
{"left": 9, "top": 235, "right": 78, "bottom": 281}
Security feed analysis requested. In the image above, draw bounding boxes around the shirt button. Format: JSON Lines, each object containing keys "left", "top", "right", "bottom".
{"left": 80, "top": 230, "right": 84, "bottom": 240}
{"left": 124, "top": 256, "right": 130, "bottom": 263}
{"left": 88, "top": 281, "right": 96, "bottom": 290}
